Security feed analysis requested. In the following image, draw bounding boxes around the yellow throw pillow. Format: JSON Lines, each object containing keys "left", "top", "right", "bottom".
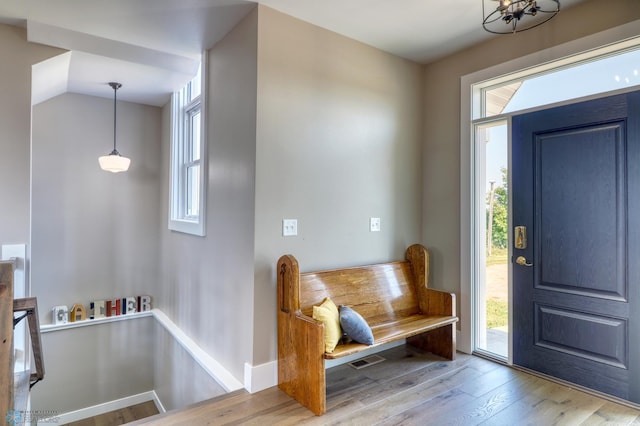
{"left": 312, "top": 297, "right": 341, "bottom": 353}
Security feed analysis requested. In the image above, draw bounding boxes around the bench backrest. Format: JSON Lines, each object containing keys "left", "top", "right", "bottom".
{"left": 298, "top": 261, "right": 421, "bottom": 326}
{"left": 278, "top": 244, "right": 430, "bottom": 326}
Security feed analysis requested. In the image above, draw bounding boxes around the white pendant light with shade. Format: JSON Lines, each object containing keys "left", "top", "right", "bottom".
{"left": 99, "top": 82, "right": 131, "bottom": 173}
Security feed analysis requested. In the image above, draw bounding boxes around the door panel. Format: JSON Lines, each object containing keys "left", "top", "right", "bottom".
{"left": 534, "top": 303, "right": 627, "bottom": 368}
{"left": 536, "top": 124, "right": 626, "bottom": 300}
{"left": 513, "top": 92, "right": 640, "bottom": 403}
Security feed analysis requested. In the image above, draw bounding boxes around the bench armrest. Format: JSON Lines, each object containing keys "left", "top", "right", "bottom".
{"left": 277, "top": 253, "right": 327, "bottom": 415}
{"left": 423, "top": 288, "right": 456, "bottom": 317}
{"left": 405, "top": 244, "right": 457, "bottom": 318}
{"left": 278, "top": 308, "right": 326, "bottom": 415}
{"left": 295, "top": 311, "right": 324, "bottom": 334}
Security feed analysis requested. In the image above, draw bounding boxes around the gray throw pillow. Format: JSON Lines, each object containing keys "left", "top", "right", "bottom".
{"left": 339, "top": 305, "right": 374, "bottom": 345}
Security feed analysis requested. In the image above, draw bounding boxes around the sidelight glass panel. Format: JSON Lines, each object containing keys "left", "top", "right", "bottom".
{"left": 475, "top": 120, "right": 509, "bottom": 359}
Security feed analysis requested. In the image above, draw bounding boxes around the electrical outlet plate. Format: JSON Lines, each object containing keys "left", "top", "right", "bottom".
{"left": 282, "top": 219, "right": 297, "bottom": 236}
{"left": 370, "top": 217, "right": 381, "bottom": 232}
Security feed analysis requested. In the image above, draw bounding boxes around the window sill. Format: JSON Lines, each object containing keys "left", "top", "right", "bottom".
{"left": 168, "top": 218, "right": 205, "bottom": 236}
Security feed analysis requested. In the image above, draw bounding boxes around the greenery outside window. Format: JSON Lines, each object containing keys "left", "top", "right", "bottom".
{"left": 169, "top": 58, "right": 207, "bottom": 236}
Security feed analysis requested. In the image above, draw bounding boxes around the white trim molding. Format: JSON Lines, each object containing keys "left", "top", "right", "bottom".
{"left": 244, "top": 361, "right": 277, "bottom": 394}
{"left": 152, "top": 309, "right": 244, "bottom": 392}
{"left": 168, "top": 53, "right": 208, "bottom": 237}
{"left": 40, "top": 310, "right": 153, "bottom": 333}
{"left": 2, "top": 244, "right": 29, "bottom": 372}
{"left": 55, "top": 391, "right": 164, "bottom": 425}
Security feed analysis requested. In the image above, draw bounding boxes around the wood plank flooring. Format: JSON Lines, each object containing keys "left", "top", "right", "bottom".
{"left": 132, "top": 345, "right": 640, "bottom": 425}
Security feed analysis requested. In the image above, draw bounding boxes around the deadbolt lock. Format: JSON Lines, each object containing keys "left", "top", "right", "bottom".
{"left": 515, "top": 226, "right": 527, "bottom": 249}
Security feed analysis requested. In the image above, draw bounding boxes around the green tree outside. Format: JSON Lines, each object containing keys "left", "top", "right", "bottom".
{"left": 486, "top": 167, "right": 508, "bottom": 330}
{"left": 487, "top": 167, "right": 508, "bottom": 250}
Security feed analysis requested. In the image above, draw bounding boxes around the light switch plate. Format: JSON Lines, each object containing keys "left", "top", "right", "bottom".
{"left": 370, "top": 217, "right": 381, "bottom": 232}
{"left": 283, "top": 219, "right": 298, "bottom": 236}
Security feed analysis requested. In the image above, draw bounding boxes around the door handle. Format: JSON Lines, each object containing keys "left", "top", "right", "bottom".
{"left": 515, "top": 256, "right": 533, "bottom": 267}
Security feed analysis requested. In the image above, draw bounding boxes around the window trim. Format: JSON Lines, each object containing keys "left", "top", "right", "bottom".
{"left": 169, "top": 54, "right": 207, "bottom": 236}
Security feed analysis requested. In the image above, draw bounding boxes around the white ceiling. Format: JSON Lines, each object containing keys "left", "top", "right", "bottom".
{"left": 0, "top": 0, "right": 588, "bottom": 107}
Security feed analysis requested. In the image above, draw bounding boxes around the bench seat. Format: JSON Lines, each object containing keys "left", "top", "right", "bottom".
{"left": 326, "top": 314, "right": 458, "bottom": 359}
{"left": 277, "top": 244, "right": 458, "bottom": 415}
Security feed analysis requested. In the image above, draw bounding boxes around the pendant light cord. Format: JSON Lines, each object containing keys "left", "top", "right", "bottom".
{"left": 113, "top": 84, "right": 117, "bottom": 152}
{"left": 108, "top": 82, "right": 122, "bottom": 154}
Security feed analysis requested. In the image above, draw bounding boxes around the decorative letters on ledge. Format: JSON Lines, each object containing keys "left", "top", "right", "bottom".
{"left": 52, "top": 295, "right": 152, "bottom": 325}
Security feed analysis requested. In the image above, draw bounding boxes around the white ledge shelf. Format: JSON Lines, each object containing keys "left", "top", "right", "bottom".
{"left": 40, "top": 310, "right": 153, "bottom": 333}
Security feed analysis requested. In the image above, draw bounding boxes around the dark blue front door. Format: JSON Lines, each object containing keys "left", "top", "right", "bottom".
{"left": 512, "top": 91, "right": 640, "bottom": 403}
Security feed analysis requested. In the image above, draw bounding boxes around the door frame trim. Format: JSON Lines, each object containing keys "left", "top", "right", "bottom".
{"left": 459, "top": 20, "right": 640, "bottom": 355}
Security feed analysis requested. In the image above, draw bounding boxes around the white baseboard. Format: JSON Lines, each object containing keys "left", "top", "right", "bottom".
{"left": 54, "top": 391, "right": 162, "bottom": 425}
{"left": 244, "top": 360, "right": 277, "bottom": 393}
{"left": 152, "top": 389, "right": 166, "bottom": 414}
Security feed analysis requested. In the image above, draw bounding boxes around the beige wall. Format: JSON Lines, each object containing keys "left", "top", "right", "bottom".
{"left": 158, "top": 8, "right": 258, "bottom": 381}
{"left": 30, "top": 91, "right": 163, "bottom": 411}
{"left": 253, "top": 5, "right": 424, "bottom": 365}
{"left": 423, "top": 0, "right": 640, "bottom": 328}
{"left": 31, "top": 317, "right": 155, "bottom": 415}
{"left": 0, "top": 25, "right": 63, "bottom": 245}
{"left": 31, "top": 93, "right": 161, "bottom": 321}
{"left": 157, "top": 3, "right": 424, "bottom": 378}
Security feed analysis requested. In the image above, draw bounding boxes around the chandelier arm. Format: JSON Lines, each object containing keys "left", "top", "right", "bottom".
{"left": 530, "top": 8, "right": 559, "bottom": 14}
{"left": 483, "top": 11, "right": 506, "bottom": 25}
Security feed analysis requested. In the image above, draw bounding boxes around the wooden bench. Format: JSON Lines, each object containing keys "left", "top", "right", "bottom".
{"left": 277, "top": 244, "right": 458, "bottom": 415}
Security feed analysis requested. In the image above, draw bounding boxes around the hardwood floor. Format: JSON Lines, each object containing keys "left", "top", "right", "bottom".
{"left": 65, "top": 401, "right": 159, "bottom": 426}
{"left": 133, "top": 345, "right": 640, "bottom": 425}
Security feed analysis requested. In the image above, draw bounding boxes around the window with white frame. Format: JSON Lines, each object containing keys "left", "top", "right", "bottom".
{"left": 169, "top": 59, "right": 207, "bottom": 236}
